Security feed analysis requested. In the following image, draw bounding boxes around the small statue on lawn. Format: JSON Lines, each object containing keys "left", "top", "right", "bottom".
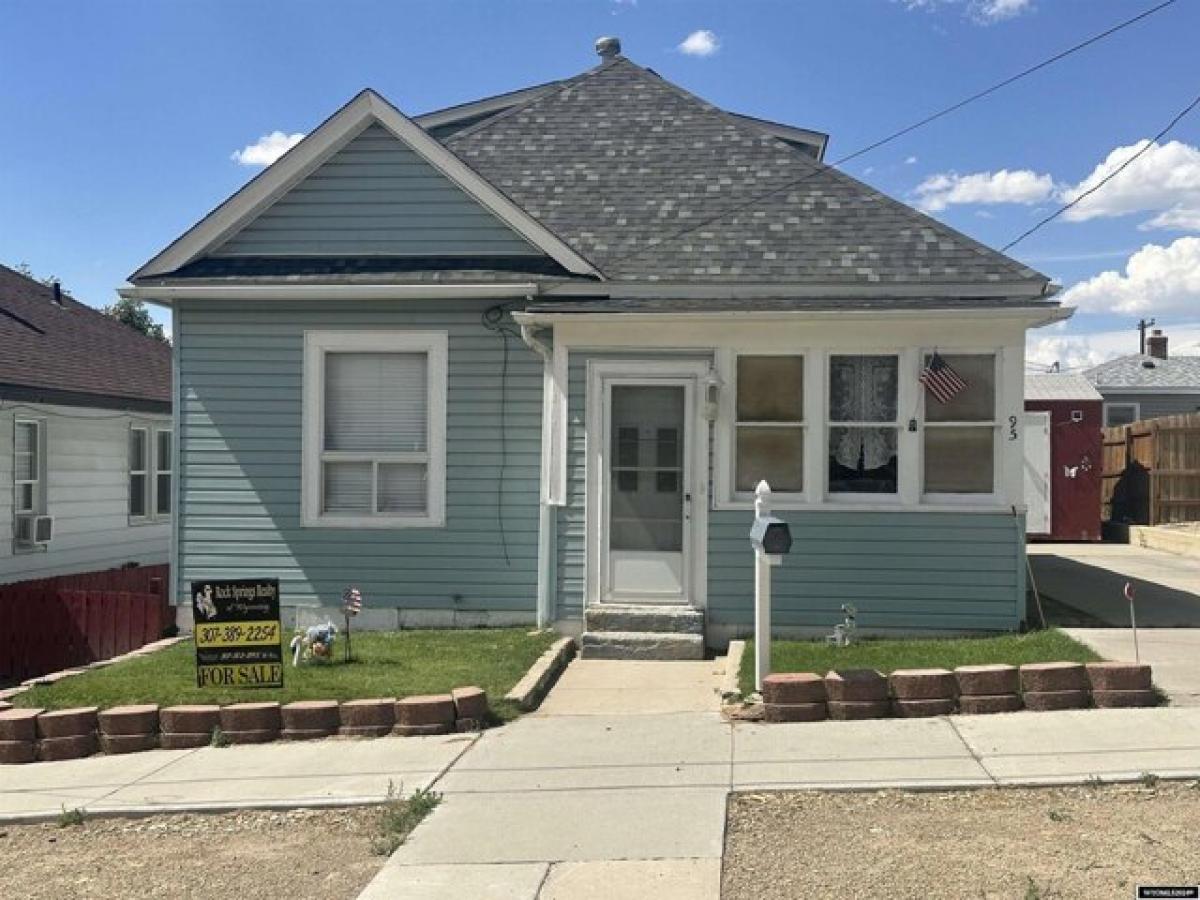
{"left": 290, "top": 621, "right": 338, "bottom": 667}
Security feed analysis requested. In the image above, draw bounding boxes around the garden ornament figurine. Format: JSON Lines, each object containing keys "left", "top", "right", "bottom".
{"left": 827, "top": 604, "right": 858, "bottom": 647}
{"left": 290, "top": 621, "right": 339, "bottom": 666}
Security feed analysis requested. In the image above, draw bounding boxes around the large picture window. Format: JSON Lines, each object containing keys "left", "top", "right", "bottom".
{"left": 922, "top": 353, "right": 996, "bottom": 495}
{"left": 303, "top": 331, "right": 447, "bottom": 528}
{"left": 734, "top": 355, "right": 804, "bottom": 494}
{"left": 828, "top": 354, "right": 898, "bottom": 494}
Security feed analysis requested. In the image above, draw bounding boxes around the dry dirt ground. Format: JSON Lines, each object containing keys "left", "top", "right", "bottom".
{"left": 0, "top": 807, "right": 386, "bottom": 900}
{"left": 724, "top": 781, "right": 1200, "bottom": 900}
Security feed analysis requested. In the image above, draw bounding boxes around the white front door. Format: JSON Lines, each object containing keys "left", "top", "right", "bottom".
{"left": 1024, "top": 410, "right": 1051, "bottom": 535}
{"left": 588, "top": 361, "right": 708, "bottom": 607}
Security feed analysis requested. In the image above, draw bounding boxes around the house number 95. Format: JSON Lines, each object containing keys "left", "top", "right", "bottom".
{"left": 1008, "top": 415, "right": 1018, "bottom": 440}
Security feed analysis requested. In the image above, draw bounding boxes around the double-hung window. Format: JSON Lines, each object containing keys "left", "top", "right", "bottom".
{"left": 14, "top": 419, "right": 45, "bottom": 515}
{"left": 922, "top": 353, "right": 997, "bottom": 495}
{"left": 303, "top": 331, "right": 447, "bottom": 528}
{"left": 129, "top": 424, "right": 172, "bottom": 520}
{"left": 733, "top": 355, "right": 805, "bottom": 496}
{"left": 156, "top": 429, "right": 172, "bottom": 515}
{"left": 828, "top": 354, "right": 899, "bottom": 495}
{"left": 129, "top": 427, "right": 150, "bottom": 518}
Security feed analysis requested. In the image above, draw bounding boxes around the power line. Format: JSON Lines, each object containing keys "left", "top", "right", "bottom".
{"left": 562, "top": 0, "right": 1177, "bottom": 281}
{"left": 1002, "top": 87, "right": 1200, "bottom": 251}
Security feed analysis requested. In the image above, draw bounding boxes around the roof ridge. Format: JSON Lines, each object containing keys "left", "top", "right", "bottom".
{"left": 444, "top": 56, "right": 631, "bottom": 145}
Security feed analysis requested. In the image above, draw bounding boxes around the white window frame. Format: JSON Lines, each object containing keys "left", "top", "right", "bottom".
{"left": 128, "top": 425, "right": 151, "bottom": 522}
{"left": 825, "top": 350, "right": 905, "bottom": 505}
{"left": 919, "top": 350, "right": 1002, "bottom": 503}
{"left": 716, "top": 350, "right": 811, "bottom": 505}
{"left": 14, "top": 418, "right": 45, "bottom": 516}
{"left": 302, "top": 330, "right": 448, "bottom": 528}
{"left": 1103, "top": 401, "right": 1140, "bottom": 428}
{"left": 155, "top": 428, "right": 172, "bottom": 516}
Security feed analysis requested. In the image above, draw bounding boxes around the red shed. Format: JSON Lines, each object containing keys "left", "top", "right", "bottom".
{"left": 1024, "top": 373, "right": 1104, "bottom": 541}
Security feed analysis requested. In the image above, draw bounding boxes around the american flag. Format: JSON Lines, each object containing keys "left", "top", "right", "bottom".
{"left": 342, "top": 586, "right": 363, "bottom": 617}
{"left": 920, "top": 351, "right": 968, "bottom": 404}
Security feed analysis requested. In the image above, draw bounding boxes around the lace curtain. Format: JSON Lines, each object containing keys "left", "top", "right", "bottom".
{"left": 829, "top": 356, "right": 898, "bottom": 471}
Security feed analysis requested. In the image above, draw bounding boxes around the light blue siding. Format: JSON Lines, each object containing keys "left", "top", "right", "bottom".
{"left": 213, "top": 123, "right": 539, "bottom": 257}
{"left": 176, "top": 299, "right": 541, "bottom": 613}
{"left": 555, "top": 350, "right": 1026, "bottom": 633}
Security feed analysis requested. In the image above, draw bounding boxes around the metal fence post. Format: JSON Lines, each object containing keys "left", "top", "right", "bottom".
{"left": 754, "top": 480, "right": 772, "bottom": 692}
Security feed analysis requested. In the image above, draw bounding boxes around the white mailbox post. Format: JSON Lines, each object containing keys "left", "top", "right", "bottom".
{"left": 750, "top": 480, "right": 792, "bottom": 692}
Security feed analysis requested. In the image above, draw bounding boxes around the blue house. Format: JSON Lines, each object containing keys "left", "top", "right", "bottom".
{"left": 123, "top": 39, "right": 1068, "bottom": 656}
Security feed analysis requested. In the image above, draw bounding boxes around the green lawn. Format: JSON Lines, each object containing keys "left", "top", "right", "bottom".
{"left": 738, "top": 628, "right": 1102, "bottom": 696}
{"left": 15, "top": 629, "right": 557, "bottom": 721}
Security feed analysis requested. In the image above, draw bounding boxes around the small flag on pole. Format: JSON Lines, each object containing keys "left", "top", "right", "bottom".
{"left": 920, "top": 351, "right": 968, "bottom": 404}
{"left": 342, "top": 587, "right": 362, "bottom": 617}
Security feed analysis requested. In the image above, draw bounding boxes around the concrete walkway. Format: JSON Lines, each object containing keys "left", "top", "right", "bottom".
{"left": 1064, "top": 627, "right": 1200, "bottom": 707}
{"left": 1028, "top": 542, "right": 1200, "bottom": 626}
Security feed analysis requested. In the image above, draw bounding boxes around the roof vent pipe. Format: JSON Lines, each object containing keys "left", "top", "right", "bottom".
{"left": 1147, "top": 328, "right": 1168, "bottom": 360}
{"left": 52, "top": 281, "right": 63, "bottom": 306}
{"left": 595, "top": 36, "right": 621, "bottom": 59}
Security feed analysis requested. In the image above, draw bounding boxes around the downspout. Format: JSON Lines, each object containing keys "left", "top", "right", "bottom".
{"left": 519, "top": 317, "right": 556, "bottom": 631}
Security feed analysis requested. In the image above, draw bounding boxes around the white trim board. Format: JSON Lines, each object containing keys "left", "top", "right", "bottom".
{"left": 130, "top": 90, "right": 602, "bottom": 282}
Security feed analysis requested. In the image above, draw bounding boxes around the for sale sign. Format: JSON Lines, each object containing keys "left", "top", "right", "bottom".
{"left": 191, "top": 579, "right": 283, "bottom": 689}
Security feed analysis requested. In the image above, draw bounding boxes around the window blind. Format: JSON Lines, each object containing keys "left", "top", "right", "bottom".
{"left": 324, "top": 352, "right": 427, "bottom": 452}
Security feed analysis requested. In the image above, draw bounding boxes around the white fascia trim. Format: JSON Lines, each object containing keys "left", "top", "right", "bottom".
{"left": 514, "top": 306, "right": 1069, "bottom": 328}
{"left": 538, "top": 280, "right": 1053, "bottom": 299}
{"left": 119, "top": 283, "right": 539, "bottom": 306}
{"left": 131, "top": 90, "right": 602, "bottom": 281}
{"left": 1098, "top": 386, "right": 1200, "bottom": 396}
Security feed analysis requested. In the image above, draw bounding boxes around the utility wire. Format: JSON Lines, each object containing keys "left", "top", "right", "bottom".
{"left": 557, "top": 0, "right": 1177, "bottom": 282}
{"left": 1002, "top": 87, "right": 1200, "bottom": 251}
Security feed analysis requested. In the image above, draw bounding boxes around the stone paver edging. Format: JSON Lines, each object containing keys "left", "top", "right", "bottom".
{"left": 0, "top": 637, "right": 187, "bottom": 703}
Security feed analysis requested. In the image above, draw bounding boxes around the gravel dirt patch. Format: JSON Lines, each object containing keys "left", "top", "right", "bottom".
{"left": 0, "top": 807, "right": 387, "bottom": 900}
{"left": 724, "top": 782, "right": 1200, "bottom": 899}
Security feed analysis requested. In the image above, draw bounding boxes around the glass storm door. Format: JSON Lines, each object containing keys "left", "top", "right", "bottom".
{"left": 604, "top": 383, "right": 690, "bottom": 604}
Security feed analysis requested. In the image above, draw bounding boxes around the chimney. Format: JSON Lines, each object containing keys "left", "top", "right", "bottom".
{"left": 595, "top": 36, "right": 621, "bottom": 60}
{"left": 1147, "top": 328, "right": 1168, "bottom": 360}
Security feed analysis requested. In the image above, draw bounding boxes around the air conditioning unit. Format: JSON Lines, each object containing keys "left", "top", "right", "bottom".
{"left": 14, "top": 514, "right": 53, "bottom": 547}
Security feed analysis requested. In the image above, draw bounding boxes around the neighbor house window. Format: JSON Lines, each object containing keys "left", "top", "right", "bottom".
{"left": 14, "top": 419, "right": 45, "bottom": 515}
{"left": 734, "top": 355, "right": 805, "bottom": 494}
{"left": 129, "top": 427, "right": 149, "bottom": 518}
{"left": 922, "top": 353, "right": 997, "bottom": 495}
{"left": 156, "top": 429, "right": 172, "bottom": 515}
{"left": 302, "top": 331, "right": 448, "bottom": 528}
{"left": 828, "top": 355, "right": 899, "bottom": 494}
{"left": 1104, "top": 402, "right": 1139, "bottom": 427}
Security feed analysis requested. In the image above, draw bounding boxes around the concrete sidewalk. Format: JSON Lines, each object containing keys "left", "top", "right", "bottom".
{"left": 1029, "top": 542, "right": 1200, "bottom": 626}
{"left": 1064, "top": 627, "right": 1200, "bottom": 707}
{"left": 361, "top": 661, "right": 1200, "bottom": 900}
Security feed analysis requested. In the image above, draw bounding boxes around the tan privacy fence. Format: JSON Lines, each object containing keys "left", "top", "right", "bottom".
{"left": 1102, "top": 413, "right": 1200, "bottom": 525}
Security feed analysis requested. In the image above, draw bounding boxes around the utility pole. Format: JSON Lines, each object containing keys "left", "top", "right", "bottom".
{"left": 1138, "top": 318, "right": 1156, "bottom": 355}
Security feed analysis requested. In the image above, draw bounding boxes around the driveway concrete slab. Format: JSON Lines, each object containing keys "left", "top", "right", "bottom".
{"left": 540, "top": 858, "right": 721, "bottom": 900}
{"left": 1064, "top": 627, "right": 1200, "bottom": 706}
{"left": 535, "top": 659, "right": 722, "bottom": 716}
{"left": 395, "top": 787, "right": 728, "bottom": 864}
{"left": 733, "top": 716, "right": 992, "bottom": 789}
{"left": 439, "top": 713, "right": 730, "bottom": 793}
{"left": 954, "top": 707, "right": 1200, "bottom": 783}
{"left": 1029, "top": 543, "right": 1200, "bottom": 626}
{"left": 359, "top": 862, "right": 548, "bottom": 900}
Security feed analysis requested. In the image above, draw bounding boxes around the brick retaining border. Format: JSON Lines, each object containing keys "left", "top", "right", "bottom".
{"left": 727, "top": 659, "right": 1161, "bottom": 724}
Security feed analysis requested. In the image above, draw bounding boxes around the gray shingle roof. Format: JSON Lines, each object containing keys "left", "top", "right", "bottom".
{"left": 1084, "top": 354, "right": 1200, "bottom": 390}
{"left": 1025, "top": 373, "right": 1103, "bottom": 402}
{"left": 447, "top": 57, "right": 1048, "bottom": 289}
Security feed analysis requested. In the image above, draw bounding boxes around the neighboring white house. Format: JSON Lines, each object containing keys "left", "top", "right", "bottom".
{"left": 1, "top": 264, "right": 172, "bottom": 584}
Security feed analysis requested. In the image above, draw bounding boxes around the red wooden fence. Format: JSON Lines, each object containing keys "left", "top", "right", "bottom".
{"left": 0, "top": 565, "right": 171, "bottom": 682}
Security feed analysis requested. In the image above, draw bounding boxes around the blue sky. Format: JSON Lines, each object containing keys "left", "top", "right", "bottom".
{"left": 3, "top": 0, "right": 1199, "bottom": 369}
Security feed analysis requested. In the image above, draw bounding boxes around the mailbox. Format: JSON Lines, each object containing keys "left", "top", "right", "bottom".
{"left": 750, "top": 516, "right": 792, "bottom": 555}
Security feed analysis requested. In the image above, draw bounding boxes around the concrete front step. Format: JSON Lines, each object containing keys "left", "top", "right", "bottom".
{"left": 579, "top": 631, "right": 705, "bottom": 661}
{"left": 583, "top": 605, "right": 704, "bottom": 635}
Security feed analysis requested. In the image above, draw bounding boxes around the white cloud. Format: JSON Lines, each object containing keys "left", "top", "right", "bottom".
{"left": 972, "top": 0, "right": 1033, "bottom": 23}
{"left": 231, "top": 131, "right": 306, "bottom": 167}
{"left": 914, "top": 169, "right": 1055, "bottom": 212}
{"left": 1059, "top": 140, "right": 1200, "bottom": 229}
{"left": 904, "top": 155, "right": 918, "bottom": 165}
{"left": 678, "top": 29, "right": 719, "bottom": 57}
{"left": 1059, "top": 237, "right": 1200, "bottom": 315}
{"left": 1027, "top": 320, "right": 1200, "bottom": 371}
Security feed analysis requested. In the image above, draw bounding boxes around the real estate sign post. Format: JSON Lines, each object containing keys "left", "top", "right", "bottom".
{"left": 191, "top": 578, "right": 284, "bottom": 688}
